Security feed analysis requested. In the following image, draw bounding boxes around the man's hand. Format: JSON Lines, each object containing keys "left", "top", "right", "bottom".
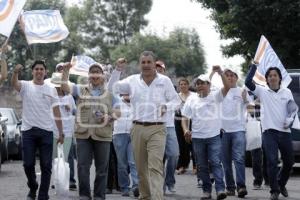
{"left": 57, "top": 134, "right": 64, "bottom": 144}
{"left": 284, "top": 117, "right": 294, "bottom": 129}
{"left": 14, "top": 64, "right": 23, "bottom": 74}
{"left": 184, "top": 130, "right": 192, "bottom": 143}
{"left": 115, "top": 58, "right": 127, "bottom": 71}
{"left": 63, "top": 62, "right": 72, "bottom": 72}
{"left": 159, "top": 104, "right": 167, "bottom": 117}
{"left": 212, "top": 65, "right": 223, "bottom": 75}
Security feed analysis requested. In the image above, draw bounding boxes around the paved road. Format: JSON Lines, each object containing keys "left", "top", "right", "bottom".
{"left": 1, "top": 160, "right": 300, "bottom": 200}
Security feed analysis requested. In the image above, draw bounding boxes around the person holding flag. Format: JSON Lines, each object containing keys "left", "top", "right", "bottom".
{"left": 245, "top": 62, "right": 297, "bottom": 200}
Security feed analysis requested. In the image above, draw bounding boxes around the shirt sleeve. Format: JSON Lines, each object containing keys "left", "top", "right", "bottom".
{"left": 252, "top": 84, "right": 264, "bottom": 98}
{"left": 113, "top": 76, "right": 131, "bottom": 95}
{"left": 181, "top": 98, "right": 192, "bottom": 119}
{"left": 213, "top": 89, "right": 224, "bottom": 103}
{"left": 164, "top": 78, "right": 181, "bottom": 111}
{"left": 19, "top": 81, "right": 27, "bottom": 97}
{"left": 107, "top": 69, "right": 122, "bottom": 92}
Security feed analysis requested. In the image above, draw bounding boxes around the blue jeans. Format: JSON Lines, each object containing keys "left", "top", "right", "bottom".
{"left": 77, "top": 138, "right": 110, "bottom": 199}
{"left": 113, "top": 133, "right": 138, "bottom": 192}
{"left": 192, "top": 135, "right": 225, "bottom": 193}
{"left": 22, "top": 127, "right": 53, "bottom": 200}
{"left": 164, "top": 127, "right": 179, "bottom": 188}
{"left": 262, "top": 129, "right": 294, "bottom": 194}
{"left": 221, "top": 131, "right": 246, "bottom": 191}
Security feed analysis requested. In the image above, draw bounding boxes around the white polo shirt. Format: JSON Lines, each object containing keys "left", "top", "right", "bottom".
{"left": 115, "top": 73, "right": 181, "bottom": 122}
{"left": 20, "top": 81, "right": 59, "bottom": 132}
{"left": 181, "top": 90, "right": 223, "bottom": 139}
{"left": 252, "top": 85, "right": 294, "bottom": 133}
{"left": 222, "top": 87, "right": 250, "bottom": 132}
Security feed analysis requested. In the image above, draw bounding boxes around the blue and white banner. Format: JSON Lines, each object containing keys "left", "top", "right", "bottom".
{"left": 0, "top": 0, "right": 26, "bottom": 37}
{"left": 21, "top": 10, "right": 69, "bottom": 44}
{"left": 69, "top": 55, "right": 97, "bottom": 76}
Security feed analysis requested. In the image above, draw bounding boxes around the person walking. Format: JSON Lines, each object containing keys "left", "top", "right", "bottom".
{"left": 212, "top": 66, "right": 249, "bottom": 198}
{"left": 181, "top": 71, "right": 227, "bottom": 200}
{"left": 245, "top": 63, "right": 297, "bottom": 200}
{"left": 114, "top": 51, "right": 181, "bottom": 200}
{"left": 61, "top": 60, "right": 123, "bottom": 200}
{"left": 112, "top": 94, "right": 139, "bottom": 197}
{"left": 11, "top": 61, "right": 64, "bottom": 200}
{"left": 155, "top": 60, "right": 180, "bottom": 194}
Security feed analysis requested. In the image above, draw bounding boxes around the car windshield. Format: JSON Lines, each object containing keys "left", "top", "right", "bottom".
{"left": 288, "top": 75, "right": 300, "bottom": 116}
{"left": 0, "top": 109, "right": 15, "bottom": 125}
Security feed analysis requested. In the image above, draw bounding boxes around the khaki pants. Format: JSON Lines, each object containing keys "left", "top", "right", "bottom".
{"left": 131, "top": 124, "right": 166, "bottom": 200}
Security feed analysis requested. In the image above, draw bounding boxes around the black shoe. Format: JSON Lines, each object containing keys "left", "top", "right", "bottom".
{"left": 69, "top": 183, "right": 77, "bottom": 191}
{"left": 216, "top": 191, "right": 227, "bottom": 200}
{"left": 237, "top": 187, "right": 248, "bottom": 198}
{"left": 226, "top": 190, "right": 235, "bottom": 196}
{"left": 280, "top": 186, "right": 288, "bottom": 197}
{"left": 270, "top": 192, "right": 279, "bottom": 200}
{"left": 133, "top": 187, "right": 139, "bottom": 197}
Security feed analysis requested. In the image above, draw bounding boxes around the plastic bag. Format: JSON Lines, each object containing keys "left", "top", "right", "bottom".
{"left": 246, "top": 115, "right": 262, "bottom": 151}
{"left": 53, "top": 144, "right": 70, "bottom": 196}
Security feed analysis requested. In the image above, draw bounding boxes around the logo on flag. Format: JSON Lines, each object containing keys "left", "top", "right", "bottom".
{"left": 0, "top": 0, "right": 26, "bottom": 37}
{"left": 253, "top": 35, "right": 291, "bottom": 87}
{"left": 21, "top": 10, "right": 69, "bottom": 44}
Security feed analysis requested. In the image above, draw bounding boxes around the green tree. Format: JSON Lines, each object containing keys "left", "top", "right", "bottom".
{"left": 81, "top": 0, "right": 152, "bottom": 61}
{"left": 195, "top": 0, "right": 300, "bottom": 69}
{"left": 110, "top": 28, "right": 206, "bottom": 77}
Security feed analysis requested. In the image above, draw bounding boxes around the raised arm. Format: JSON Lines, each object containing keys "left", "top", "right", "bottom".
{"left": 61, "top": 62, "right": 72, "bottom": 94}
{"left": 245, "top": 64, "right": 257, "bottom": 91}
{"left": 107, "top": 58, "right": 126, "bottom": 92}
{"left": 11, "top": 64, "right": 23, "bottom": 92}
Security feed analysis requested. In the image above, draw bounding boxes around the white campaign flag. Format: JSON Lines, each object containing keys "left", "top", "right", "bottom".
{"left": 21, "top": 10, "right": 69, "bottom": 44}
{"left": 69, "top": 55, "right": 97, "bottom": 77}
{"left": 253, "top": 35, "right": 291, "bottom": 87}
{"left": 0, "top": 0, "right": 26, "bottom": 37}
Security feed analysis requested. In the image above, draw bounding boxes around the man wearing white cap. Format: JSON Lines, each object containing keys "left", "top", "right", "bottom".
{"left": 181, "top": 70, "right": 227, "bottom": 200}
{"left": 213, "top": 66, "right": 249, "bottom": 198}
{"left": 155, "top": 60, "right": 180, "bottom": 194}
{"left": 61, "top": 60, "right": 125, "bottom": 200}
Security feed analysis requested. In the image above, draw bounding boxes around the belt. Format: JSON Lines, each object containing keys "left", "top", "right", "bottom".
{"left": 133, "top": 120, "right": 164, "bottom": 126}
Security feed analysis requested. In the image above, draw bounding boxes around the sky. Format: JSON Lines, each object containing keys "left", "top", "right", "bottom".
{"left": 144, "top": 0, "right": 244, "bottom": 70}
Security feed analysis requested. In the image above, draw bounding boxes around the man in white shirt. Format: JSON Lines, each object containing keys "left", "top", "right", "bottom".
{"left": 212, "top": 66, "right": 249, "bottom": 198}
{"left": 245, "top": 64, "right": 296, "bottom": 200}
{"left": 155, "top": 60, "right": 179, "bottom": 194}
{"left": 11, "top": 60, "right": 64, "bottom": 200}
{"left": 181, "top": 73, "right": 227, "bottom": 200}
{"left": 114, "top": 51, "right": 181, "bottom": 200}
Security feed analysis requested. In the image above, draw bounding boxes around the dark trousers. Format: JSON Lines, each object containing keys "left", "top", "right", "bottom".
{"left": 175, "top": 118, "right": 195, "bottom": 169}
{"left": 262, "top": 129, "right": 294, "bottom": 194}
{"left": 68, "top": 138, "right": 77, "bottom": 184}
{"left": 77, "top": 138, "right": 110, "bottom": 199}
{"left": 251, "top": 147, "right": 269, "bottom": 185}
{"left": 22, "top": 128, "right": 53, "bottom": 200}
{"left": 107, "top": 142, "right": 119, "bottom": 191}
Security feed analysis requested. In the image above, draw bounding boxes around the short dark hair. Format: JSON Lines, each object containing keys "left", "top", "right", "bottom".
{"left": 265, "top": 67, "right": 282, "bottom": 86}
{"left": 31, "top": 60, "right": 47, "bottom": 70}
{"left": 139, "top": 51, "right": 156, "bottom": 61}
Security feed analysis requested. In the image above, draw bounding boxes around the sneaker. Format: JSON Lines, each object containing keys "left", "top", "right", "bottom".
{"left": 121, "top": 191, "right": 130, "bottom": 197}
{"left": 280, "top": 186, "right": 288, "bottom": 197}
{"left": 216, "top": 191, "right": 227, "bottom": 200}
{"left": 270, "top": 192, "right": 279, "bottom": 200}
{"left": 200, "top": 192, "right": 212, "bottom": 200}
{"left": 226, "top": 190, "right": 235, "bottom": 196}
{"left": 133, "top": 187, "right": 139, "bottom": 198}
{"left": 168, "top": 185, "right": 176, "bottom": 193}
{"left": 69, "top": 183, "right": 77, "bottom": 191}
{"left": 237, "top": 188, "right": 248, "bottom": 198}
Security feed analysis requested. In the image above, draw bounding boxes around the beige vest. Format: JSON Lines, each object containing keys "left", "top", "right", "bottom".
{"left": 75, "top": 86, "right": 113, "bottom": 141}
